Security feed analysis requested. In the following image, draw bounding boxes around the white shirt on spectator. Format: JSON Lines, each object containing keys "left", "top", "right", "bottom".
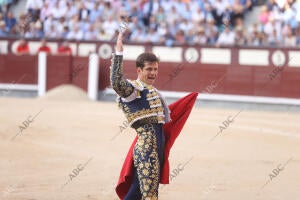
{"left": 145, "top": 30, "right": 161, "bottom": 43}
{"left": 44, "top": 0, "right": 57, "bottom": 7}
{"left": 264, "top": 21, "right": 276, "bottom": 36}
{"left": 102, "top": 18, "right": 118, "bottom": 35}
{"left": 295, "top": 2, "right": 300, "bottom": 22}
{"left": 166, "top": 6, "right": 180, "bottom": 24}
{"left": 189, "top": 0, "right": 200, "bottom": 13}
{"left": 81, "top": 18, "right": 91, "bottom": 32}
{"left": 26, "top": 0, "right": 43, "bottom": 10}
{"left": 161, "top": 0, "right": 174, "bottom": 12}
{"left": 56, "top": 20, "right": 68, "bottom": 36}
{"left": 180, "top": 3, "right": 192, "bottom": 20}
{"left": 284, "top": 36, "right": 296, "bottom": 46}
{"left": 89, "top": 6, "right": 101, "bottom": 23}
{"left": 152, "top": 0, "right": 160, "bottom": 14}
{"left": 178, "top": 20, "right": 193, "bottom": 34}
{"left": 98, "top": 29, "right": 111, "bottom": 41}
{"left": 52, "top": 4, "right": 65, "bottom": 19}
{"left": 142, "top": 1, "right": 152, "bottom": 16}
{"left": 157, "top": 24, "right": 167, "bottom": 37}
{"left": 40, "top": 3, "right": 52, "bottom": 21}
{"left": 173, "top": 0, "right": 185, "bottom": 15}
{"left": 191, "top": 7, "right": 205, "bottom": 23}
{"left": 66, "top": 27, "right": 83, "bottom": 40}
{"left": 276, "top": 0, "right": 286, "bottom": 9}
{"left": 43, "top": 15, "right": 56, "bottom": 34}
{"left": 84, "top": 28, "right": 97, "bottom": 40}
{"left": 65, "top": 4, "right": 78, "bottom": 20}
{"left": 45, "top": 25, "right": 59, "bottom": 39}
{"left": 58, "top": 0, "right": 67, "bottom": 11}
{"left": 84, "top": 0, "right": 95, "bottom": 11}
{"left": 213, "top": 0, "right": 229, "bottom": 16}
{"left": 217, "top": 29, "right": 235, "bottom": 45}
{"left": 130, "top": 29, "right": 146, "bottom": 43}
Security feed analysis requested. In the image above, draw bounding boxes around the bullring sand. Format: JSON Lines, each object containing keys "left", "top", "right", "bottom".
{"left": 0, "top": 85, "right": 299, "bottom": 200}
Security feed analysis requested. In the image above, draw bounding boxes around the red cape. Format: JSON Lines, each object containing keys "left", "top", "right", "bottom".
{"left": 115, "top": 92, "right": 198, "bottom": 199}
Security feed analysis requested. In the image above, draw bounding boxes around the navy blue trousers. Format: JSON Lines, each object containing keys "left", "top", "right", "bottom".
{"left": 124, "top": 123, "right": 165, "bottom": 200}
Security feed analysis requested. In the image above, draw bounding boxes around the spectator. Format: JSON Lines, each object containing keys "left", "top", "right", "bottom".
{"left": 145, "top": 27, "right": 161, "bottom": 43}
{"left": 180, "top": 2, "right": 192, "bottom": 20}
{"left": 161, "top": 0, "right": 174, "bottom": 13}
{"left": 16, "top": 38, "right": 30, "bottom": 55}
{"left": 283, "top": 25, "right": 296, "bottom": 46}
{"left": 266, "top": 0, "right": 279, "bottom": 12}
{"left": 141, "top": 0, "right": 153, "bottom": 26}
{"left": 157, "top": 22, "right": 167, "bottom": 37}
{"left": 102, "top": 1, "right": 115, "bottom": 21}
{"left": 64, "top": 1, "right": 78, "bottom": 20}
{"left": 148, "top": 15, "right": 157, "bottom": 31}
{"left": 1, "top": 0, "right": 299, "bottom": 48}
{"left": 258, "top": 5, "right": 270, "bottom": 25}
{"left": 37, "top": 38, "right": 51, "bottom": 54}
{"left": 194, "top": 26, "right": 208, "bottom": 45}
{"left": 234, "top": 26, "right": 247, "bottom": 46}
{"left": 81, "top": 16, "right": 92, "bottom": 32}
{"left": 39, "top": 1, "right": 51, "bottom": 21}
{"left": 282, "top": 3, "right": 298, "bottom": 30}
{"left": 268, "top": 29, "right": 281, "bottom": 46}
{"left": 130, "top": 27, "right": 146, "bottom": 42}
{"left": 232, "top": 0, "right": 245, "bottom": 25}
{"left": 89, "top": 3, "right": 101, "bottom": 23}
{"left": 163, "top": 25, "right": 176, "bottom": 46}
{"left": 67, "top": 14, "right": 81, "bottom": 34}
{"left": 102, "top": 16, "right": 118, "bottom": 35}
{"left": 212, "top": 0, "right": 230, "bottom": 27}
{"left": 97, "top": 28, "right": 111, "bottom": 41}
{"left": 56, "top": 17, "right": 67, "bottom": 37}
{"left": 191, "top": 7, "right": 205, "bottom": 24}
{"left": 17, "top": 13, "right": 31, "bottom": 36}
{"left": 4, "top": 12, "right": 16, "bottom": 33}
{"left": 166, "top": 6, "right": 180, "bottom": 25}
{"left": 263, "top": 17, "right": 278, "bottom": 36}
{"left": 43, "top": 14, "right": 55, "bottom": 34}
{"left": 83, "top": 25, "right": 97, "bottom": 40}
{"left": 0, "top": 20, "right": 7, "bottom": 37}
{"left": 78, "top": 1, "right": 89, "bottom": 21}
{"left": 0, "top": 2, "right": 4, "bottom": 13}
{"left": 260, "top": 32, "right": 269, "bottom": 46}
{"left": 204, "top": 3, "right": 215, "bottom": 22}
{"left": 59, "top": 26, "right": 69, "bottom": 39}
{"left": 51, "top": 1, "right": 65, "bottom": 20}
{"left": 45, "top": 24, "right": 59, "bottom": 38}
{"left": 24, "top": 20, "right": 43, "bottom": 38}
{"left": 0, "top": 0, "right": 13, "bottom": 14}
{"left": 84, "top": 0, "right": 95, "bottom": 11}
{"left": 66, "top": 25, "right": 83, "bottom": 40}
{"left": 206, "top": 19, "right": 219, "bottom": 45}
{"left": 296, "top": 27, "right": 300, "bottom": 46}
{"left": 26, "top": 0, "right": 43, "bottom": 21}
{"left": 178, "top": 18, "right": 193, "bottom": 35}
{"left": 57, "top": 41, "right": 72, "bottom": 55}
{"left": 240, "top": 0, "right": 253, "bottom": 11}
{"left": 154, "top": 6, "right": 166, "bottom": 25}
{"left": 175, "top": 29, "right": 185, "bottom": 45}
{"left": 216, "top": 26, "right": 235, "bottom": 46}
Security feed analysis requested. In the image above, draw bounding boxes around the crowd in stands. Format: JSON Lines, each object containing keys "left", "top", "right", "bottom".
{"left": 1, "top": 0, "right": 300, "bottom": 47}
{"left": 0, "top": 0, "right": 18, "bottom": 13}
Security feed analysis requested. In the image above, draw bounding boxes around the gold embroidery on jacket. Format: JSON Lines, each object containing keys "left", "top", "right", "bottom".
{"left": 134, "top": 124, "right": 159, "bottom": 200}
{"left": 110, "top": 54, "right": 134, "bottom": 97}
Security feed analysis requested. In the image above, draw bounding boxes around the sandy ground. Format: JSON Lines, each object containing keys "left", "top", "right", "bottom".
{"left": 0, "top": 85, "right": 300, "bottom": 200}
